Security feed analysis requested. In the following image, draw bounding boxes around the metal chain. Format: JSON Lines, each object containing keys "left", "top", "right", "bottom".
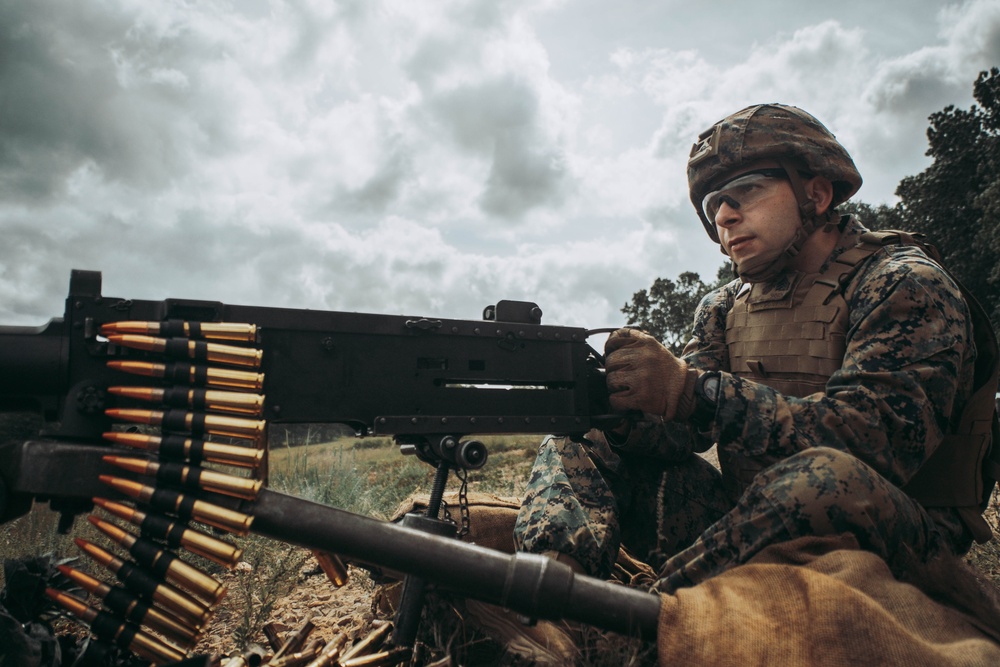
{"left": 441, "top": 466, "right": 471, "bottom": 539}
{"left": 455, "top": 466, "right": 470, "bottom": 539}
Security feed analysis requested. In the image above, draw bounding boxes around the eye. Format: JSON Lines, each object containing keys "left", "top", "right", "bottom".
{"left": 717, "top": 194, "right": 741, "bottom": 210}
{"left": 730, "top": 182, "right": 764, "bottom": 197}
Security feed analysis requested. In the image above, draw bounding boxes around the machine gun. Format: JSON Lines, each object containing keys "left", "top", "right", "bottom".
{"left": 0, "top": 270, "right": 659, "bottom": 663}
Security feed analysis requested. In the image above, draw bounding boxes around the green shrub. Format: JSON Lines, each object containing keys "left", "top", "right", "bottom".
{"left": 224, "top": 536, "right": 308, "bottom": 650}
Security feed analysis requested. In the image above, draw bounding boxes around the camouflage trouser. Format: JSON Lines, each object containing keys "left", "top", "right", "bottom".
{"left": 513, "top": 435, "right": 955, "bottom": 592}
{"left": 513, "top": 434, "right": 729, "bottom": 579}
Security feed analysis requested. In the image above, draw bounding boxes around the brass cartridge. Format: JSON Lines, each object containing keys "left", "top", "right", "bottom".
{"left": 339, "top": 622, "right": 393, "bottom": 663}
{"left": 101, "top": 320, "right": 257, "bottom": 343}
{"left": 268, "top": 646, "right": 323, "bottom": 667}
{"left": 105, "top": 408, "right": 265, "bottom": 440}
{"left": 108, "top": 386, "right": 265, "bottom": 417}
{"left": 273, "top": 619, "right": 316, "bottom": 661}
{"left": 312, "top": 551, "right": 349, "bottom": 588}
{"left": 102, "top": 456, "right": 263, "bottom": 501}
{"left": 106, "top": 334, "right": 262, "bottom": 368}
{"left": 221, "top": 646, "right": 267, "bottom": 667}
{"left": 87, "top": 516, "right": 226, "bottom": 604}
{"left": 262, "top": 622, "right": 285, "bottom": 652}
{"left": 93, "top": 497, "right": 243, "bottom": 568}
{"left": 57, "top": 565, "right": 200, "bottom": 647}
{"left": 74, "top": 538, "right": 214, "bottom": 627}
{"left": 339, "top": 647, "right": 411, "bottom": 667}
{"left": 302, "top": 633, "right": 349, "bottom": 667}
{"left": 107, "top": 360, "right": 265, "bottom": 392}
{"left": 98, "top": 476, "right": 254, "bottom": 535}
{"left": 45, "top": 589, "right": 187, "bottom": 665}
{"left": 102, "top": 431, "right": 264, "bottom": 469}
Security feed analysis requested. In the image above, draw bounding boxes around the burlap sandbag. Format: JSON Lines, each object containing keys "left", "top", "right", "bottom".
{"left": 657, "top": 534, "right": 1000, "bottom": 666}
{"left": 389, "top": 491, "right": 522, "bottom": 553}
{"left": 388, "top": 495, "right": 1000, "bottom": 664}
{"left": 373, "top": 492, "right": 525, "bottom": 617}
{"left": 389, "top": 491, "right": 655, "bottom": 584}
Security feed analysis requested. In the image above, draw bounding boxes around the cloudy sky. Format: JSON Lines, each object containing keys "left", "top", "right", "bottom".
{"left": 2, "top": 0, "right": 999, "bottom": 334}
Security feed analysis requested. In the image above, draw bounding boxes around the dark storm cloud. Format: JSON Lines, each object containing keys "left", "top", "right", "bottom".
{"left": 479, "top": 133, "right": 569, "bottom": 218}
{"left": 424, "top": 76, "right": 571, "bottom": 219}
{"left": 1, "top": 0, "right": 998, "bottom": 335}
{"left": 0, "top": 2, "right": 234, "bottom": 204}
{"left": 325, "top": 137, "right": 413, "bottom": 215}
{"left": 867, "top": 60, "right": 962, "bottom": 115}
{"left": 1, "top": 4, "right": 131, "bottom": 202}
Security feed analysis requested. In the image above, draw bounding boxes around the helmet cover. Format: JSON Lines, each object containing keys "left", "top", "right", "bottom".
{"left": 687, "top": 104, "right": 862, "bottom": 243}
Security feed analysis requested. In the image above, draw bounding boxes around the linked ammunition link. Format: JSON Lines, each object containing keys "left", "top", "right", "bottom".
{"left": 0, "top": 274, "right": 637, "bottom": 666}
{"left": 61, "top": 319, "right": 277, "bottom": 664}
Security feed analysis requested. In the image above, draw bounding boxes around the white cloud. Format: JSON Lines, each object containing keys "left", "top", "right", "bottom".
{"left": 940, "top": 0, "right": 1000, "bottom": 65}
{"left": 0, "top": 0, "right": 997, "bottom": 336}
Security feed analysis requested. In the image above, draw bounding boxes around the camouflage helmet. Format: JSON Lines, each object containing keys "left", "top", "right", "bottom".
{"left": 687, "top": 104, "right": 863, "bottom": 242}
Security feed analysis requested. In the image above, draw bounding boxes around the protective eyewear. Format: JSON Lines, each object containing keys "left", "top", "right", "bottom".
{"left": 702, "top": 168, "right": 788, "bottom": 222}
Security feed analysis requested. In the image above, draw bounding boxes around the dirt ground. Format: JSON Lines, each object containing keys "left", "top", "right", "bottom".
{"left": 191, "top": 444, "right": 1000, "bottom": 664}
{"left": 193, "top": 556, "right": 380, "bottom": 658}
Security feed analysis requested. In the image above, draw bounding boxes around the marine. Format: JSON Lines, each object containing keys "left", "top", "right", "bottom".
{"left": 513, "top": 103, "right": 997, "bottom": 599}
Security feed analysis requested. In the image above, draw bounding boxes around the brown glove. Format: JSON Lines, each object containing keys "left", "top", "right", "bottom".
{"left": 604, "top": 328, "right": 699, "bottom": 422}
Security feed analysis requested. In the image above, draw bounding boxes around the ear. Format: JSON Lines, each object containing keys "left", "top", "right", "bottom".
{"left": 805, "top": 176, "right": 835, "bottom": 216}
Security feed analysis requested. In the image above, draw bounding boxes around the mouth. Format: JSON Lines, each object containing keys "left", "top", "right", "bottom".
{"left": 727, "top": 235, "right": 754, "bottom": 254}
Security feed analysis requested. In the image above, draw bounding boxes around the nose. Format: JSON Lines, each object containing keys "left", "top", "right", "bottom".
{"left": 714, "top": 199, "right": 741, "bottom": 228}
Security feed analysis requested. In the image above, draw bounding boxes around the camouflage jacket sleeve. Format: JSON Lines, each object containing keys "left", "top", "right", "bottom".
{"left": 711, "top": 246, "right": 975, "bottom": 488}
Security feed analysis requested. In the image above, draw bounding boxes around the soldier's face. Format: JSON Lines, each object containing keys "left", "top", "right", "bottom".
{"left": 710, "top": 162, "right": 801, "bottom": 267}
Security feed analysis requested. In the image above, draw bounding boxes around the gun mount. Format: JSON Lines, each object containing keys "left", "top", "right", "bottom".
{"left": 0, "top": 269, "right": 612, "bottom": 517}
{"left": 0, "top": 270, "right": 654, "bottom": 662}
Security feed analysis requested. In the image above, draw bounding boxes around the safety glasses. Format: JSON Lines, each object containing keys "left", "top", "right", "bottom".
{"left": 701, "top": 168, "right": 788, "bottom": 223}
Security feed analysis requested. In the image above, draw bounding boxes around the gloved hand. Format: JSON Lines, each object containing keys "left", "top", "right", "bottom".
{"left": 604, "top": 328, "right": 699, "bottom": 422}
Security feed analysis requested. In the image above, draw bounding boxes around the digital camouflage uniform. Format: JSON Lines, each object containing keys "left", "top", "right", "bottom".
{"left": 513, "top": 215, "right": 978, "bottom": 593}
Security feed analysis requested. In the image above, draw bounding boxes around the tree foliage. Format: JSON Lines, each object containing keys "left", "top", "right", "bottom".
{"left": 893, "top": 68, "right": 1000, "bottom": 326}
{"left": 838, "top": 201, "right": 903, "bottom": 231}
{"left": 621, "top": 265, "right": 730, "bottom": 354}
{"left": 614, "top": 78, "right": 1000, "bottom": 596}
{"left": 624, "top": 69, "right": 1000, "bottom": 345}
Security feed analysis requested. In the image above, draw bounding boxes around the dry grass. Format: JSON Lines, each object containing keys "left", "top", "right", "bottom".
{"left": 5, "top": 435, "right": 1000, "bottom": 666}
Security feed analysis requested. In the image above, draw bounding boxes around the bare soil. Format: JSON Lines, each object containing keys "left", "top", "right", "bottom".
{"left": 194, "top": 556, "right": 380, "bottom": 658}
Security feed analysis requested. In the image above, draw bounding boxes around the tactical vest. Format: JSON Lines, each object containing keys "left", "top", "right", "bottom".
{"left": 724, "top": 230, "right": 1000, "bottom": 542}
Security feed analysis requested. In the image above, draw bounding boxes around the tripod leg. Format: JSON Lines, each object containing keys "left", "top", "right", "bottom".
{"left": 391, "top": 461, "right": 456, "bottom": 647}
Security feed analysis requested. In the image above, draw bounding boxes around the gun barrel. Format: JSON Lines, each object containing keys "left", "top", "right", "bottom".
{"left": 0, "top": 436, "right": 657, "bottom": 638}
{"left": 251, "top": 488, "right": 660, "bottom": 639}
{"left": 0, "top": 321, "right": 67, "bottom": 414}
{"left": 0, "top": 270, "right": 612, "bottom": 444}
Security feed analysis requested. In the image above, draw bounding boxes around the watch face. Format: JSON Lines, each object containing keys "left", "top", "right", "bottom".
{"left": 703, "top": 375, "right": 720, "bottom": 401}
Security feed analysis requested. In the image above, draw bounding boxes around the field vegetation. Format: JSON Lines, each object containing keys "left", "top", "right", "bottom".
{"left": 2, "top": 432, "right": 999, "bottom": 664}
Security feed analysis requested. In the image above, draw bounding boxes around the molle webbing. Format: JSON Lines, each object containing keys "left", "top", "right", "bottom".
{"left": 726, "top": 228, "right": 999, "bottom": 542}
{"left": 725, "top": 244, "right": 872, "bottom": 397}
{"left": 857, "top": 231, "right": 1000, "bottom": 543}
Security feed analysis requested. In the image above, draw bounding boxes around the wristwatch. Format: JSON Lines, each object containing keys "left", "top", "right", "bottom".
{"left": 692, "top": 371, "right": 721, "bottom": 429}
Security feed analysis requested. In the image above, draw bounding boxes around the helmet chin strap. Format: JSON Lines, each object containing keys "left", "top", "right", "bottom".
{"left": 730, "top": 158, "right": 834, "bottom": 283}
